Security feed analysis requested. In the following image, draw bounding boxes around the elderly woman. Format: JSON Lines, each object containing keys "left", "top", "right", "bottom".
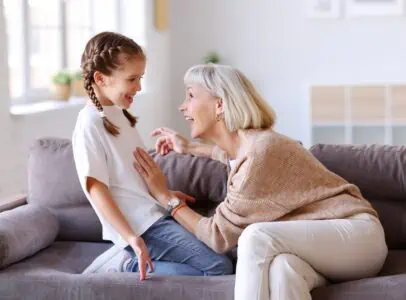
{"left": 133, "top": 64, "right": 387, "bottom": 300}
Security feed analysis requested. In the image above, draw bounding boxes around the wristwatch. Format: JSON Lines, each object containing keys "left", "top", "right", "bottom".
{"left": 167, "top": 197, "right": 181, "bottom": 214}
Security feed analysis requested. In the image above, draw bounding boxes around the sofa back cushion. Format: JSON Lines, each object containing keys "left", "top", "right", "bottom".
{"left": 27, "top": 138, "right": 102, "bottom": 242}
{"left": 150, "top": 151, "right": 228, "bottom": 215}
{"left": 27, "top": 138, "right": 228, "bottom": 242}
{"left": 310, "top": 144, "right": 406, "bottom": 250}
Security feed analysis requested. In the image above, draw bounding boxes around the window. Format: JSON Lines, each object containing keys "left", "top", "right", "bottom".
{"left": 3, "top": 0, "right": 145, "bottom": 104}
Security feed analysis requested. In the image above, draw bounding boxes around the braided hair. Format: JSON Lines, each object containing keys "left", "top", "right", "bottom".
{"left": 80, "top": 32, "right": 144, "bottom": 136}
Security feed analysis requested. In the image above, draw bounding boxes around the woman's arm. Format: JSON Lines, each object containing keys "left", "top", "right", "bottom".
{"left": 133, "top": 147, "right": 242, "bottom": 253}
{"left": 185, "top": 142, "right": 214, "bottom": 157}
{"left": 158, "top": 193, "right": 203, "bottom": 234}
{"left": 152, "top": 127, "right": 214, "bottom": 158}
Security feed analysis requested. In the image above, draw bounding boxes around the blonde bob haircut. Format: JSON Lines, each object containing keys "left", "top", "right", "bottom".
{"left": 183, "top": 64, "right": 276, "bottom": 132}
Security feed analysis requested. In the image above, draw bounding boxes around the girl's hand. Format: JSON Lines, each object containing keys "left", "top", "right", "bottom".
{"left": 151, "top": 127, "right": 190, "bottom": 155}
{"left": 128, "top": 235, "right": 153, "bottom": 280}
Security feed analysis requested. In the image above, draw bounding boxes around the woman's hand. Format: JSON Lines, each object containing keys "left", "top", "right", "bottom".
{"left": 172, "top": 191, "right": 196, "bottom": 204}
{"left": 151, "top": 127, "right": 190, "bottom": 155}
{"left": 133, "top": 147, "right": 196, "bottom": 207}
{"left": 133, "top": 147, "right": 171, "bottom": 204}
{"left": 128, "top": 235, "right": 153, "bottom": 281}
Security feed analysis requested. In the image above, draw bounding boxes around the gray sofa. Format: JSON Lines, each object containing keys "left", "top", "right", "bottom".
{"left": 1, "top": 138, "right": 406, "bottom": 300}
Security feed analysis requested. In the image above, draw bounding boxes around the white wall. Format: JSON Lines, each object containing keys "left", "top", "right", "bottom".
{"left": 0, "top": 2, "right": 171, "bottom": 198}
{"left": 169, "top": 0, "right": 406, "bottom": 145}
{"left": 3, "top": 1, "right": 406, "bottom": 197}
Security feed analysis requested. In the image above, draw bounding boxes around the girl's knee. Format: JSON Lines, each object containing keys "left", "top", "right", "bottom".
{"left": 217, "top": 255, "right": 234, "bottom": 275}
{"left": 208, "top": 255, "right": 234, "bottom": 276}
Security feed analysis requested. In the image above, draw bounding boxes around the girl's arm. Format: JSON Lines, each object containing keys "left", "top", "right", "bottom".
{"left": 86, "top": 177, "right": 153, "bottom": 280}
{"left": 86, "top": 177, "right": 135, "bottom": 242}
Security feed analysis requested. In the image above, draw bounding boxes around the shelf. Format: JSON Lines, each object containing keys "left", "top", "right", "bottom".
{"left": 311, "top": 86, "right": 345, "bottom": 122}
{"left": 353, "top": 126, "right": 385, "bottom": 145}
{"left": 392, "top": 85, "right": 406, "bottom": 120}
{"left": 312, "top": 127, "right": 346, "bottom": 145}
{"left": 312, "top": 122, "right": 348, "bottom": 127}
{"left": 393, "top": 127, "right": 406, "bottom": 145}
{"left": 351, "top": 86, "right": 386, "bottom": 123}
{"left": 313, "top": 122, "right": 391, "bottom": 127}
{"left": 310, "top": 84, "right": 406, "bottom": 145}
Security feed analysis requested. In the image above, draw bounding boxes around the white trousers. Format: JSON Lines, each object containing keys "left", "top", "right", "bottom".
{"left": 234, "top": 213, "right": 388, "bottom": 300}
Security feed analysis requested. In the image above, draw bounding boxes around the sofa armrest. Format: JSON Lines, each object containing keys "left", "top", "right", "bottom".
{"left": 0, "top": 193, "right": 27, "bottom": 213}
{"left": 0, "top": 204, "right": 59, "bottom": 269}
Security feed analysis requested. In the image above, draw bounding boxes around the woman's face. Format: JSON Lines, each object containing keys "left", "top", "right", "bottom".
{"left": 179, "top": 83, "right": 220, "bottom": 139}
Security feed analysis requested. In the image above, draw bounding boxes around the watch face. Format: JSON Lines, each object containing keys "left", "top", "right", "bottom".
{"left": 169, "top": 198, "right": 180, "bottom": 207}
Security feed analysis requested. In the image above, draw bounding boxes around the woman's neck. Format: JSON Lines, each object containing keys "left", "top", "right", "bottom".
{"left": 207, "top": 125, "right": 242, "bottom": 160}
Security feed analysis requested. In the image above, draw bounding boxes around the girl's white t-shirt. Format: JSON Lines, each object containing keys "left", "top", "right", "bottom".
{"left": 72, "top": 105, "right": 165, "bottom": 248}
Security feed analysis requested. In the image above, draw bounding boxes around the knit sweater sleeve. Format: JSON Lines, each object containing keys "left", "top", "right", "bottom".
{"left": 195, "top": 154, "right": 264, "bottom": 253}
{"left": 196, "top": 148, "right": 292, "bottom": 253}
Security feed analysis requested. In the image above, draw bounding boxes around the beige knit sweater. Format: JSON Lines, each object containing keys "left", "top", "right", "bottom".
{"left": 195, "top": 129, "right": 378, "bottom": 253}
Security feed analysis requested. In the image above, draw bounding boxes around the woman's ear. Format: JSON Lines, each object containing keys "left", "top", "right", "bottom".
{"left": 93, "top": 71, "right": 105, "bottom": 87}
{"left": 216, "top": 98, "right": 224, "bottom": 114}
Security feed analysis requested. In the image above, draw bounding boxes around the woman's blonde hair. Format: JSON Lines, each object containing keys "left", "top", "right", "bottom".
{"left": 183, "top": 64, "right": 276, "bottom": 132}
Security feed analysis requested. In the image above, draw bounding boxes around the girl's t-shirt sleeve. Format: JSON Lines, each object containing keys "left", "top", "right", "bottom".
{"left": 72, "top": 121, "right": 109, "bottom": 189}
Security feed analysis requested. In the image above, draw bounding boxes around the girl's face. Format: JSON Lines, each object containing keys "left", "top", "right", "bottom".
{"left": 97, "top": 55, "right": 146, "bottom": 109}
{"left": 179, "top": 83, "right": 221, "bottom": 139}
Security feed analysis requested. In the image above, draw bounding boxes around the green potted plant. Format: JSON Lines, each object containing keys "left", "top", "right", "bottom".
{"left": 51, "top": 71, "right": 71, "bottom": 101}
{"left": 71, "top": 70, "right": 86, "bottom": 97}
{"left": 203, "top": 51, "right": 221, "bottom": 64}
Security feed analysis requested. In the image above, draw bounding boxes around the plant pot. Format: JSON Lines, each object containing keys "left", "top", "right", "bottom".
{"left": 51, "top": 84, "right": 71, "bottom": 101}
{"left": 71, "top": 79, "right": 86, "bottom": 97}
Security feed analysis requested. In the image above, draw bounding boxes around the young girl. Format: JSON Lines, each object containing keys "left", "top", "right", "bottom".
{"left": 72, "top": 32, "right": 233, "bottom": 280}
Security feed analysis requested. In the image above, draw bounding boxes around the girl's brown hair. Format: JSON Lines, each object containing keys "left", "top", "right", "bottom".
{"left": 81, "top": 31, "right": 145, "bottom": 136}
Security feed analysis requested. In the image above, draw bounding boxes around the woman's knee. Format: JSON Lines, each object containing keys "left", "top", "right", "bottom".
{"left": 238, "top": 223, "right": 264, "bottom": 244}
{"left": 270, "top": 254, "right": 300, "bottom": 275}
{"left": 238, "top": 223, "right": 275, "bottom": 257}
{"left": 270, "top": 254, "right": 328, "bottom": 291}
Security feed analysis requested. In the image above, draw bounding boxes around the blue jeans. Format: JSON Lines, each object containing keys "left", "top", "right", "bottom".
{"left": 125, "top": 216, "right": 233, "bottom": 276}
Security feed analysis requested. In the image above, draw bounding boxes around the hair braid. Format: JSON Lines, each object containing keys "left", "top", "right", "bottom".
{"left": 82, "top": 62, "right": 120, "bottom": 136}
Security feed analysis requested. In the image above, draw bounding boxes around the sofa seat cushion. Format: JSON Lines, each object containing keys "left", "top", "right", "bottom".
{"left": 379, "top": 250, "right": 406, "bottom": 277}
{"left": 311, "top": 274, "right": 406, "bottom": 300}
{"left": 1, "top": 242, "right": 405, "bottom": 300}
{"left": 1, "top": 241, "right": 111, "bottom": 274}
{"left": 0, "top": 241, "right": 235, "bottom": 300}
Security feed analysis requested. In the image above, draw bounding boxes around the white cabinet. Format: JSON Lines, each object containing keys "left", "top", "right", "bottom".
{"left": 310, "top": 85, "right": 406, "bottom": 145}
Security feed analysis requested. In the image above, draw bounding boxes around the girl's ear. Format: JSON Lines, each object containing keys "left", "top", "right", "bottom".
{"left": 93, "top": 71, "right": 105, "bottom": 87}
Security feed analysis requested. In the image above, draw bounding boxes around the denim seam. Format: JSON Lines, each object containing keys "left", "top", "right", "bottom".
{"left": 144, "top": 233, "right": 203, "bottom": 257}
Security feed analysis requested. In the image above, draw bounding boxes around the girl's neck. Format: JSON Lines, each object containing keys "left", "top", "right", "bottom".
{"left": 91, "top": 84, "right": 114, "bottom": 106}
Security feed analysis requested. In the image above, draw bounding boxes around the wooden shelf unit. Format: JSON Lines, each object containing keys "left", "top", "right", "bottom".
{"left": 310, "top": 84, "right": 406, "bottom": 145}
